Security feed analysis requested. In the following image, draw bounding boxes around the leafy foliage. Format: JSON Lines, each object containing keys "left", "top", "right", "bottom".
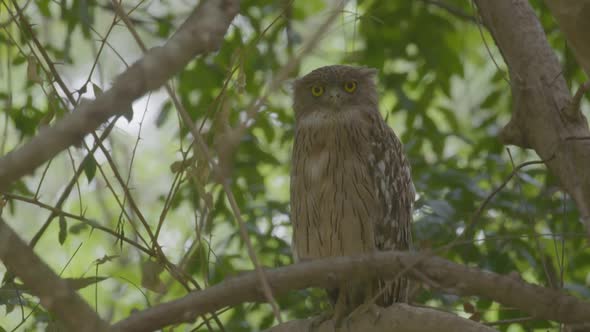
{"left": 0, "top": 0, "right": 588, "bottom": 331}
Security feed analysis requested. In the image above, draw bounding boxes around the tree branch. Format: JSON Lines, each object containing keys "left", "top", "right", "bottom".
{"left": 0, "top": 0, "right": 240, "bottom": 192}
{"left": 0, "top": 218, "right": 110, "bottom": 331}
{"left": 474, "top": 0, "right": 590, "bottom": 234}
{"left": 544, "top": 0, "right": 590, "bottom": 77}
{"left": 264, "top": 304, "right": 496, "bottom": 332}
{"left": 112, "top": 251, "right": 590, "bottom": 331}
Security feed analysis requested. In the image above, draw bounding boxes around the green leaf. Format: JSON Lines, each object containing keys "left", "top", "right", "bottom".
{"left": 480, "top": 89, "right": 503, "bottom": 109}
{"left": 64, "top": 276, "right": 108, "bottom": 290}
{"left": 69, "top": 223, "right": 89, "bottom": 234}
{"left": 36, "top": 0, "right": 52, "bottom": 17}
{"left": 12, "top": 55, "right": 27, "bottom": 66}
{"left": 58, "top": 215, "right": 67, "bottom": 245}
{"left": 82, "top": 154, "right": 97, "bottom": 182}
{"left": 92, "top": 82, "right": 103, "bottom": 97}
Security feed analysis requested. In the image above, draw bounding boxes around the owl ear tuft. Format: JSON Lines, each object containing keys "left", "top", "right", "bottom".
{"left": 360, "top": 67, "right": 378, "bottom": 77}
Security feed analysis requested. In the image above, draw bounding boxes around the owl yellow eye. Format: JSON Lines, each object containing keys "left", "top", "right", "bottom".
{"left": 311, "top": 85, "right": 324, "bottom": 97}
{"left": 343, "top": 81, "right": 357, "bottom": 93}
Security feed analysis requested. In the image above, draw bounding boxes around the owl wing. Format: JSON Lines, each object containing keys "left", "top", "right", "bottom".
{"left": 369, "top": 116, "right": 414, "bottom": 252}
{"left": 367, "top": 113, "right": 415, "bottom": 305}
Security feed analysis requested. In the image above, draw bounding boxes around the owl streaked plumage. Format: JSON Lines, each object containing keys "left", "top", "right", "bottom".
{"left": 290, "top": 65, "right": 414, "bottom": 319}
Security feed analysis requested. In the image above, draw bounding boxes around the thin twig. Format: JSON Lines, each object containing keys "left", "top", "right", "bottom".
{"left": 507, "top": 148, "right": 556, "bottom": 289}
{"left": 452, "top": 156, "right": 553, "bottom": 245}
{"left": 2, "top": 192, "right": 153, "bottom": 256}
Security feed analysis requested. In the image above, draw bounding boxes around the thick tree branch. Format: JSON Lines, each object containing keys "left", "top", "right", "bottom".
{"left": 0, "top": 218, "right": 110, "bottom": 331}
{"left": 474, "top": 0, "right": 590, "bottom": 232}
{"left": 264, "top": 305, "right": 496, "bottom": 332}
{"left": 0, "top": 0, "right": 240, "bottom": 192}
{"left": 112, "top": 251, "right": 590, "bottom": 331}
{"left": 544, "top": 0, "right": 590, "bottom": 77}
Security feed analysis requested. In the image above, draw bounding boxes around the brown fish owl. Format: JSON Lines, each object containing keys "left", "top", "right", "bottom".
{"left": 290, "top": 65, "right": 414, "bottom": 318}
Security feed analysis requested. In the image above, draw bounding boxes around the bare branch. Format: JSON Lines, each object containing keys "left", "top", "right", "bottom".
{"left": 474, "top": 0, "right": 590, "bottom": 235}
{"left": 112, "top": 251, "right": 590, "bottom": 331}
{"left": 0, "top": 0, "right": 240, "bottom": 191}
{"left": 0, "top": 218, "right": 110, "bottom": 331}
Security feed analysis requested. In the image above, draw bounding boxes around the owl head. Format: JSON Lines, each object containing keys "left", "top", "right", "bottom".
{"left": 293, "top": 65, "right": 378, "bottom": 122}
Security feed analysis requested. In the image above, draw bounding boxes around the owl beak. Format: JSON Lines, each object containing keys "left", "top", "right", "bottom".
{"left": 327, "top": 88, "right": 342, "bottom": 106}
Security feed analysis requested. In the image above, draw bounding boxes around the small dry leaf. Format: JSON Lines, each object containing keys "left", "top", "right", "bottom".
{"left": 170, "top": 160, "right": 184, "bottom": 173}
{"left": 26, "top": 55, "right": 42, "bottom": 84}
{"left": 141, "top": 260, "right": 167, "bottom": 294}
{"left": 468, "top": 312, "right": 481, "bottom": 322}
{"left": 194, "top": 158, "right": 210, "bottom": 184}
{"left": 39, "top": 108, "right": 55, "bottom": 126}
{"left": 171, "top": 156, "right": 197, "bottom": 174}
{"left": 463, "top": 302, "right": 475, "bottom": 314}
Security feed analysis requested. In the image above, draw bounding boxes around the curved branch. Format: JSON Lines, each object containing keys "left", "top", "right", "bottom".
{"left": 113, "top": 251, "right": 590, "bottom": 331}
{"left": 264, "top": 305, "right": 496, "bottom": 332}
{"left": 474, "top": 0, "right": 590, "bottom": 233}
{"left": 0, "top": 0, "right": 240, "bottom": 192}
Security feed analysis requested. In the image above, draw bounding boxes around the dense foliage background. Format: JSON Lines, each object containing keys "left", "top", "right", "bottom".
{"left": 1, "top": 0, "right": 588, "bottom": 331}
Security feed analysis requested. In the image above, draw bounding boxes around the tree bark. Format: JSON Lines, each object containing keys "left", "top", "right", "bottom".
{"left": 264, "top": 305, "right": 496, "bottom": 332}
{"left": 474, "top": 0, "right": 590, "bottom": 235}
{"left": 544, "top": 0, "right": 590, "bottom": 77}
